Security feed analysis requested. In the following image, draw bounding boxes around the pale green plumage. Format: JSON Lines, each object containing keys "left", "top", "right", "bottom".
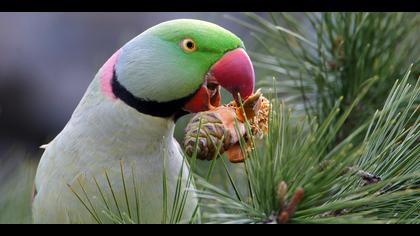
{"left": 34, "top": 78, "right": 194, "bottom": 223}
{"left": 33, "top": 19, "right": 244, "bottom": 223}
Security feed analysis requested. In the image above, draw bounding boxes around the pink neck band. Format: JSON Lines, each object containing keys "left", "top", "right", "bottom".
{"left": 99, "top": 49, "right": 121, "bottom": 100}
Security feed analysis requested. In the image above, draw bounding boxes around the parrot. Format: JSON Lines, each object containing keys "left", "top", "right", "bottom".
{"left": 32, "top": 19, "right": 255, "bottom": 224}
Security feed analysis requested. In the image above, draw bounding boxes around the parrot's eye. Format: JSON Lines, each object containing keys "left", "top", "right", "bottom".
{"left": 180, "top": 38, "right": 197, "bottom": 53}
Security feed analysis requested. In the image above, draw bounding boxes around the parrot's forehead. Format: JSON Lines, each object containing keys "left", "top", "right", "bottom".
{"left": 145, "top": 19, "right": 244, "bottom": 53}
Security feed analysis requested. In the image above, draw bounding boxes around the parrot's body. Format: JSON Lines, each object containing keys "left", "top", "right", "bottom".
{"left": 33, "top": 72, "right": 191, "bottom": 223}
{"left": 33, "top": 19, "right": 255, "bottom": 224}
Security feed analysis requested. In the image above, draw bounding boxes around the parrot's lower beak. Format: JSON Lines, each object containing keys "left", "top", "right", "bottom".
{"left": 183, "top": 48, "right": 255, "bottom": 113}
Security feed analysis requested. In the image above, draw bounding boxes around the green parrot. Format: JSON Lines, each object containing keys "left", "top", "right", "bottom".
{"left": 33, "top": 19, "right": 255, "bottom": 223}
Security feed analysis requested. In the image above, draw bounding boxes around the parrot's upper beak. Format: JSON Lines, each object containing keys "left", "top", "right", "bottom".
{"left": 183, "top": 48, "right": 255, "bottom": 113}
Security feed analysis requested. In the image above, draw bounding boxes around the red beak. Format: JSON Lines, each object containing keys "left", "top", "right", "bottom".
{"left": 183, "top": 48, "right": 255, "bottom": 113}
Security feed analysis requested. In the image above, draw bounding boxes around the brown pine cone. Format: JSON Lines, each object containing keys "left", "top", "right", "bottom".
{"left": 183, "top": 91, "right": 270, "bottom": 163}
{"left": 183, "top": 106, "right": 245, "bottom": 160}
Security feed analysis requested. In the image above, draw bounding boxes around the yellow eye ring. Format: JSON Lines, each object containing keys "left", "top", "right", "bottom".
{"left": 180, "top": 38, "right": 197, "bottom": 53}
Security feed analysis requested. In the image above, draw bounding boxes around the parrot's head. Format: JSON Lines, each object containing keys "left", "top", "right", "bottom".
{"left": 101, "top": 19, "right": 255, "bottom": 118}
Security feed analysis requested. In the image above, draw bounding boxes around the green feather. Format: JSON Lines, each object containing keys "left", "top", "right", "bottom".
{"left": 115, "top": 19, "right": 244, "bottom": 102}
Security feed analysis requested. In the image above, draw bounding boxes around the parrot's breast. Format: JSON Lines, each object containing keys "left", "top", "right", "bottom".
{"left": 33, "top": 79, "right": 197, "bottom": 223}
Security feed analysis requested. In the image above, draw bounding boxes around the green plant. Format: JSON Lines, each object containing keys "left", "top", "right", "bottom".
{"left": 228, "top": 12, "right": 419, "bottom": 142}
{"left": 193, "top": 66, "right": 419, "bottom": 224}
{"left": 67, "top": 156, "right": 200, "bottom": 224}
{"left": 0, "top": 151, "right": 37, "bottom": 224}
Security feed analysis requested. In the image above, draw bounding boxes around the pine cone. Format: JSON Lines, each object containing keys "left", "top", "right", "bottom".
{"left": 183, "top": 106, "right": 243, "bottom": 160}
{"left": 183, "top": 91, "right": 270, "bottom": 162}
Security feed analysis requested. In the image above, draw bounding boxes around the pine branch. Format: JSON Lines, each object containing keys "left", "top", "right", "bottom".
{"left": 194, "top": 66, "right": 419, "bottom": 224}
{"left": 234, "top": 12, "right": 419, "bottom": 143}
